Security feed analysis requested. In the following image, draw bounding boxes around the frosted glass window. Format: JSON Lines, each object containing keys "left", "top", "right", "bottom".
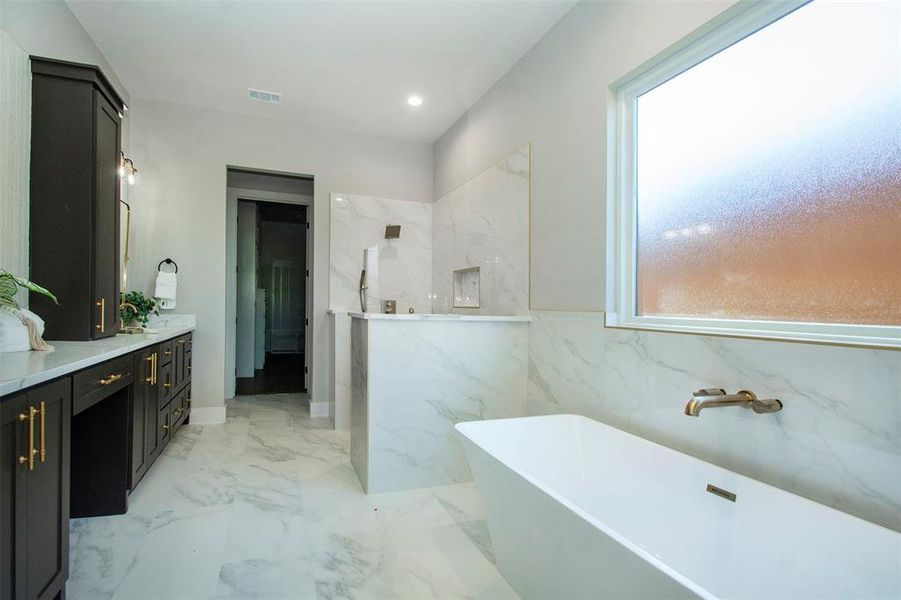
{"left": 635, "top": 0, "right": 900, "bottom": 325}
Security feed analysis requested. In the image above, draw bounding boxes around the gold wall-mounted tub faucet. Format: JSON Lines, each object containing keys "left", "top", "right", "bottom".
{"left": 685, "top": 388, "right": 782, "bottom": 417}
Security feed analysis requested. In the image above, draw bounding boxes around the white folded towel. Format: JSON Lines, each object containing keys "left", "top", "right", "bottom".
{"left": 0, "top": 308, "right": 52, "bottom": 352}
{"left": 155, "top": 271, "right": 177, "bottom": 309}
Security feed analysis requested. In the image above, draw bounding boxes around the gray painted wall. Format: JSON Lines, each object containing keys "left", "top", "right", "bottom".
{"left": 434, "top": 0, "right": 731, "bottom": 311}
{"left": 0, "top": 29, "right": 30, "bottom": 306}
{"left": 127, "top": 98, "right": 432, "bottom": 411}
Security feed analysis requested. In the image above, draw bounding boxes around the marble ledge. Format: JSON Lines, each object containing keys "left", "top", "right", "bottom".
{"left": 0, "top": 314, "right": 196, "bottom": 397}
{"left": 344, "top": 311, "right": 531, "bottom": 323}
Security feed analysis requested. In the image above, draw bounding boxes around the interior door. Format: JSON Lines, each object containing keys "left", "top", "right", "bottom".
{"left": 270, "top": 259, "right": 303, "bottom": 354}
{"left": 92, "top": 90, "right": 121, "bottom": 339}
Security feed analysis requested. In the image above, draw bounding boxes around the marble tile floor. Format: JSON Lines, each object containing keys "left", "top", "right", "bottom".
{"left": 67, "top": 393, "right": 517, "bottom": 600}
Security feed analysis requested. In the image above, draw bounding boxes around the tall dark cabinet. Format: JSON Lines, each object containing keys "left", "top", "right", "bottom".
{"left": 29, "top": 58, "right": 125, "bottom": 341}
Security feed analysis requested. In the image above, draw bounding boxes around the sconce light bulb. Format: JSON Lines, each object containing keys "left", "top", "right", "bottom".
{"left": 127, "top": 172, "right": 136, "bottom": 185}
{"left": 118, "top": 165, "right": 126, "bottom": 178}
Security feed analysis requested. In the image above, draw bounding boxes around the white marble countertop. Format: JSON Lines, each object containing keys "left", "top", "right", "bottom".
{"left": 346, "top": 311, "right": 531, "bottom": 322}
{"left": 0, "top": 315, "right": 196, "bottom": 397}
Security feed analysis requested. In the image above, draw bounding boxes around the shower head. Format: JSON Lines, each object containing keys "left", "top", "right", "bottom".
{"left": 385, "top": 225, "right": 401, "bottom": 239}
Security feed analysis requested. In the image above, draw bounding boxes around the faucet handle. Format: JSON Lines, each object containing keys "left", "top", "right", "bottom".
{"left": 693, "top": 388, "right": 726, "bottom": 398}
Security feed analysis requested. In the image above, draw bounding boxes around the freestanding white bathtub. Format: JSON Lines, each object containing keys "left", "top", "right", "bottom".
{"left": 457, "top": 414, "right": 900, "bottom": 600}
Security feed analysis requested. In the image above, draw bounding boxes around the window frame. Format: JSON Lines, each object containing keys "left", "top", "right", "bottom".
{"left": 605, "top": 0, "right": 900, "bottom": 349}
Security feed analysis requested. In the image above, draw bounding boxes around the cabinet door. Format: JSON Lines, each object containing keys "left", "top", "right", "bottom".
{"left": 130, "top": 350, "right": 150, "bottom": 488}
{"left": 24, "top": 379, "right": 70, "bottom": 600}
{"left": 92, "top": 90, "right": 121, "bottom": 340}
{"left": 158, "top": 361, "right": 173, "bottom": 408}
{"left": 141, "top": 349, "right": 162, "bottom": 463}
{"left": 157, "top": 405, "right": 171, "bottom": 450}
{"left": 173, "top": 338, "right": 185, "bottom": 392}
{"left": 1, "top": 394, "right": 29, "bottom": 600}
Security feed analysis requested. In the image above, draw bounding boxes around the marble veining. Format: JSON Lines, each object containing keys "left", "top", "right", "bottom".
{"left": 351, "top": 318, "right": 529, "bottom": 493}
{"left": 67, "top": 394, "right": 517, "bottom": 599}
{"left": 432, "top": 145, "right": 529, "bottom": 316}
{"left": 527, "top": 310, "right": 901, "bottom": 531}
{"left": 329, "top": 193, "right": 433, "bottom": 315}
{"left": 0, "top": 315, "right": 197, "bottom": 396}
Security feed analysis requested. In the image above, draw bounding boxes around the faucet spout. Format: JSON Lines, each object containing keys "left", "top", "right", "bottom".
{"left": 685, "top": 388, "right": 782, "bottom": 417}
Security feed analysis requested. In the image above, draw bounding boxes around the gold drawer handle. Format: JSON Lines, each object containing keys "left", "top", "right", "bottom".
{"left": 163, "top": 382, "right": 171, "bottom": 388}
{"left": 161, "top": 424, "right": 170, "bottom": 432}
{"left": 95, "top": 298, "right": 105, "bottom": 332}
{"left": 164, "top": 350, "right": 172, "bottom": 356}
{"left": 99, "top": 373, "right": 123, "bottom": 386}
{"left": 173, "top": 408, "right": 182, "bottom": 417}
{"left": 144, "top": 353, "right": 158, "bottom": 385}
{"left": 39, "top": 401, "right": 46, "bottom": 463}
{"left": 17, "top": 407, "right": 37, "bottom": 470}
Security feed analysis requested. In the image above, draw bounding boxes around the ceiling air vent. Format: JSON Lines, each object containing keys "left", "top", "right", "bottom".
{"left": 248, "top": 88, "right": 281, "bottom": 104}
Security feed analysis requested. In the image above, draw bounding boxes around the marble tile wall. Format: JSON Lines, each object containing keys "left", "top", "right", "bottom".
{"left": 329, "top": 193, "right": 433, "bottom": 315}
{"left": 349, "top": 318, "right": 368, "bottom": 490}
{"left": 354, "top": 318, "right": 529, "bottom": 493}
{"left": 432, "top": 145, "right": 530, "bottom": 315}
{"left": 527, "top": 311, "right": 901, "bottom": 531}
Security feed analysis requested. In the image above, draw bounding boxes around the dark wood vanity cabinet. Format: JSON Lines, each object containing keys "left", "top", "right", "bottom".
{"left": 129, "top": 335, "right": 192, "bottom": 489}
{"left": 2, "top": 331, "right": 194, "bottom": 598}
{"left": 28, "top": 58, "right": 125, "bottom": 341}
{"left": 0, "top": 379, "right": 71, "bottom": 600}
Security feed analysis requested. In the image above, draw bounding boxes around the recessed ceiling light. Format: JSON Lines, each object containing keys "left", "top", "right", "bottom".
{"left": 407, "top": 95, "right": 423, "bottom": 107}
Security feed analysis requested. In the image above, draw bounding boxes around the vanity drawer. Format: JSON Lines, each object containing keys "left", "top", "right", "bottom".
{"left": 158, "top": 361, "right": 174, "bottom": 410}
{"left": 158, "top": 339, "right": 174, "bottom": 366}
{"left": 171, "top": 389, "right": 189, "bottom": 433}
{"left": 158, "top": 404, "right": 171, "bottom": 448}
{"left": 73, "top": 355, "right": 134, "bottom": 415}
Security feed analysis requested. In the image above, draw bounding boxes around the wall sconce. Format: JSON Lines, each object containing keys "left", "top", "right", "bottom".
{"left": 119, "top": 151, "right": 138, "bottom": 185}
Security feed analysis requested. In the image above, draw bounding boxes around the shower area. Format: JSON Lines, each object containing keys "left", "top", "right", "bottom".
{"left": 327, "top": 145, "right": 531, "bottom": 491}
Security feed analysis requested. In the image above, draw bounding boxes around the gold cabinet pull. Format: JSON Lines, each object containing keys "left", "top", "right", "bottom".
{"left": 39, "top": 401, "right": 46, "bottom": 463}
{"left": 145, "top": 354, "right": 154, "bottom": 383}
{"left": 153, "top": 352, "right": 158, "bottom": 385}
{"left": 161, "top": 424, "right": 170, "bottom": 432}
{"left": 163, "top": 382, "right": 171, "bottom": 389}
{"left": 96, "top": 298, "right": 105, "bottom": 332}
{"left": 99, "top": 373, "right": 123, "bottom": 385}
{"left": 164, "top": 350, "right": 172, "bottom": 356}
{"left": 17, "top": 407, "right": 37, "bottom": 470}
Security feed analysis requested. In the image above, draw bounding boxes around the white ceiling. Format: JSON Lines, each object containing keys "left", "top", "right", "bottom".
{"left": 67, "top": 0, "right": 575, "bottom": 143}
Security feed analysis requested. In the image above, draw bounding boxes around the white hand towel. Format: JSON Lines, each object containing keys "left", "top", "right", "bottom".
{"left": 155, "top": 271, "right": 177, "bottom": 309}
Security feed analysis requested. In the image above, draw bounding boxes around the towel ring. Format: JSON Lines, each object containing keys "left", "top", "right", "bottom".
{"left": 157, "top": 258, "right": 178, "bottom": 274}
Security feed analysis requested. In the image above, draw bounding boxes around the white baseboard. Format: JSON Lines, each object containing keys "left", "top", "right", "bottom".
{"left": 190, "top": 406, "right": 227, "bottom": 424}
{"left": 310, "top": 400, "right": 329, "bottom": 418}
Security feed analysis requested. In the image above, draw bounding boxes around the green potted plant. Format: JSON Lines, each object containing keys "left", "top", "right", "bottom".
{"left": 120, "top": 291, "right": 159, "bottom": 330}
{"left": 0, "top": 269, "right": 58, "bottom": 311}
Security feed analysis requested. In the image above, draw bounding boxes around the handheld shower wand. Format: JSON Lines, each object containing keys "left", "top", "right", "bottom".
{"left": 359, "top": 269, "right": 367, "bottom": 312}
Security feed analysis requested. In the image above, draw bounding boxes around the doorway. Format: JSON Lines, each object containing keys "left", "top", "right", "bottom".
{"left": 226, "top": 169, "right": 313, "bottom": 398}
